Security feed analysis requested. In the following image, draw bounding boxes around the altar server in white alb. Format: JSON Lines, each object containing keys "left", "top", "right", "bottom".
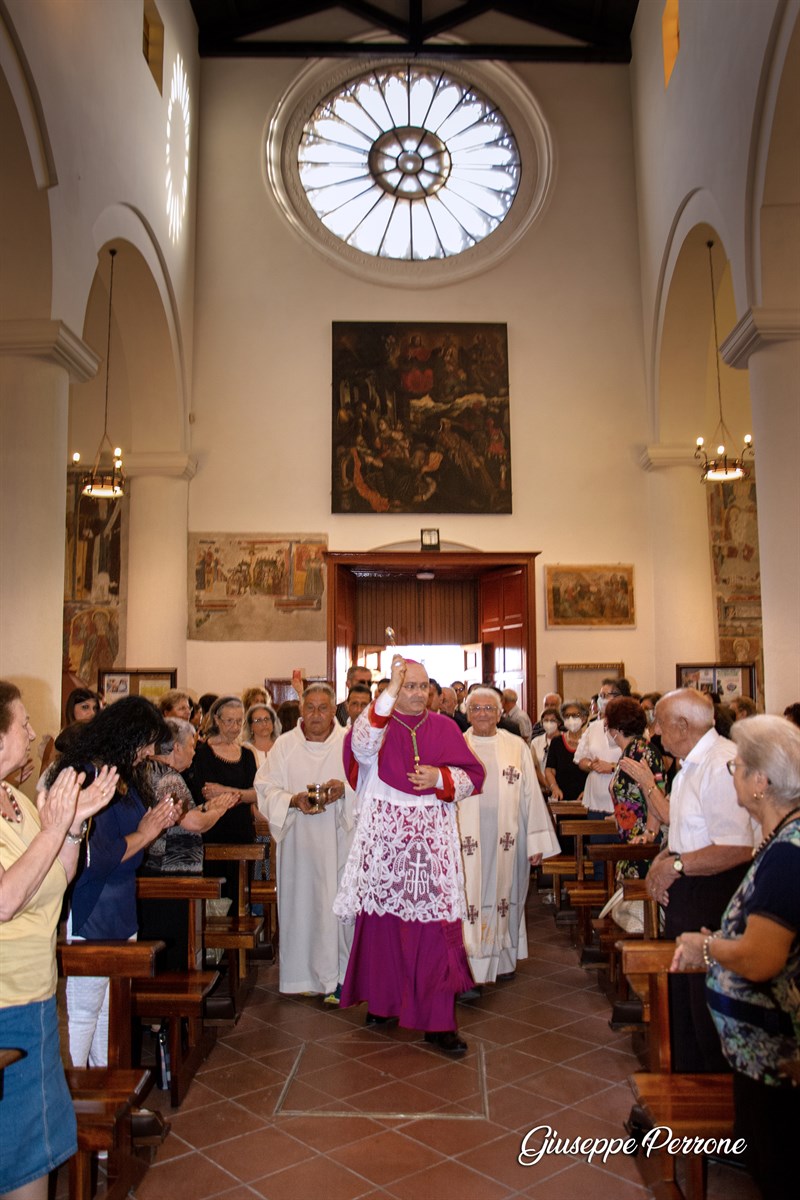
{"left": 461, "top": 688, "right": 561, "bottom": 984}
{"left": 255, "top": 684, "right": 355, "bottom": 1001}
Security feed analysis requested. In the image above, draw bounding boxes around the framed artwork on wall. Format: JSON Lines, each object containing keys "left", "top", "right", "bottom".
{"left": 556, "top": 662, "right": 625, "bottom": 703}
{"left": 98, "top": 668, "right": 177, "bottom": 704}
{"left": 331, "top": 321, "right": 511, "bottom": 514}
{"left": 545, "top": 565, "right": 635, "bottom": 627}
{"left": 676, "top": 663, "right": 756, "bottom": 700}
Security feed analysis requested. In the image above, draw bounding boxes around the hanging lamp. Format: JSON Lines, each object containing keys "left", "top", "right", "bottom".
{"left": 694, "top": 240, "right": 753, "bottom": 482}
{"left": 72, "top": 248, "right": 125, "bottom": 498}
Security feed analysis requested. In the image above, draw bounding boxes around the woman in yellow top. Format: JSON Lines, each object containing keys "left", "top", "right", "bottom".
{"left": 0, "top": 681, "right": 116, "bottom": 1200}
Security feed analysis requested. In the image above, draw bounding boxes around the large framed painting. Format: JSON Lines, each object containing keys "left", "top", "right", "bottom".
{"left": 332, "top": 321, "right": 511, "bottom": 514}
{"left": 188, "top": 533, "right": 327, "bottom": 641}
{"left": 545, "top": 565, "right": 635, "bottom": 627}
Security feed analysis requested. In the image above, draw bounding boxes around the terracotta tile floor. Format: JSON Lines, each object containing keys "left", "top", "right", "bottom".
{"left": 55, "top": 892, "right": 761, "bottom": 1199}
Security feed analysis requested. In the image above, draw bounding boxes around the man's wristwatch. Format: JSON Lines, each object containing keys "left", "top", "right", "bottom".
{"left": 65, "top": 820, "right": 89, "bottom": 844}
{"left": 672, "top": 854, "right": 685, "bottom": 874}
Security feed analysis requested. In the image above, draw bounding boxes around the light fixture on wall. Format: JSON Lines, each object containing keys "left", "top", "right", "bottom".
{"left": 72, "top": 248, "right": 125, "bottom": 498}
{"left": 694, "top": 240, "right": 753, "bottom": 483}
{"left": 420, "top": 528, "right": 440, "bottom": 551}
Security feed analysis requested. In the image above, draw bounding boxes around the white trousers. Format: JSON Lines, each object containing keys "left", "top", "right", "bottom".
{"left": 66, "top": 927, "right": 136, "bottom": 1067}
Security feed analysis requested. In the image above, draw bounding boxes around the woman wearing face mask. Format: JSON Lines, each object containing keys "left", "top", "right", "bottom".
{"left": 532, "top": 707, "right": 563, "bottom": 794}
{"left": 544, "top": 701, "right": 589, "bottom": 802}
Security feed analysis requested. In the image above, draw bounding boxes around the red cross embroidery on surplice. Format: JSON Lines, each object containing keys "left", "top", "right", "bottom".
{"left": 462, "top": 835, "right": 478, "bottom": 856}
{"left": 499, "top": 832, "right": 515, "bottom": 851}
{"left": 498, "top": 898, "right": 509, "bottom": 917}
{"left": 502, "top": 765, "right": 520, "bottom": 784}
{"left": 467, "top": 904, "right": 479, "bottom": 923}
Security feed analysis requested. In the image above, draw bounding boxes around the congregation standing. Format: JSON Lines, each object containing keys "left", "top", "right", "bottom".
{"left": 1, "top": 665, "right": 798, "bottom": 1200}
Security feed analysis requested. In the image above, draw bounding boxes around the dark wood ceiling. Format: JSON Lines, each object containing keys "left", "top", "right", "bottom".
{"left": 189, "top": 1, "right": 640, "bottom": 63}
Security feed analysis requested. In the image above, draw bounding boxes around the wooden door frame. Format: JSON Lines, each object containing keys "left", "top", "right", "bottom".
{"left": 324, "top": 550, "right": 539, "bottom": 714}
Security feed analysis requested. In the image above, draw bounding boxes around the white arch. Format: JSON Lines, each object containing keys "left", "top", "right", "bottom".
{"left": 648, "top": 189, "right": 736, "bottom": 435}
{"left": 0, "top": 4, "right": 56, "bottom": 190}
{"left": 744, "top": 0, "right": 800, "bottom": 308}
{"left": 91, "top": 203, "right": 189, "bottom": 443}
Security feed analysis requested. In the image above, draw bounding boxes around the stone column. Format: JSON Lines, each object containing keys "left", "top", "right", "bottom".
{"left": 0, "top": 320, "right": 99, "bottom": 746}
{"left": 722, "top": 310, "right": 800, "bottom": 710}
{"left": 124, "top": 453, "right": 197, "bottom": 685}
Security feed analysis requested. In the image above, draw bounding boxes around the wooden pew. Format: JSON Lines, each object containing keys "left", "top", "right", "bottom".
{"left": 133, "top": 876, "right": 223, "bottom": 1106}
{"left": 559, "top": 818, "right": 618, "bottom": 943}
{"left": 585, "top": 843, "right": 661, "bottom": 987}
{"left": 540, "top": 802, "right": 589, "bottom": 912}
{"left": 58, "top": 940, "right": 166, "bottom": 1200}
{"left": 620, "top": 940, "right": 734, "bottom": 1200}
{"left": 203, "top": 844, "right": 265, "bottom": 1015}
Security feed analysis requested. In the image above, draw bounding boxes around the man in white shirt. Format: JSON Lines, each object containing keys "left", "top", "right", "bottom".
{"left": 256, "top": 685, "right": 356, "bottom": 1002}
{"left": 501, "top": 689, "right": 533, "bottom": 742}
{"left": 575, "top": 680, "right": 624, "bottom": 815}
{"left": 645, "top": 688, "right": 755, "bottom": 1070}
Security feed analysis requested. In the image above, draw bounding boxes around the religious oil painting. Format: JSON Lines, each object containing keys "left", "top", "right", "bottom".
{"left": 545, "top": 565, "right": 635, "bottom": 628}
{"left": 332, "top": 321, "right": 511, "bottom": 514}
{"left": 62, "top": 469, "right": 126, "bottom": 688}
{"left": 188, "top": 533, "right": 327, "bottom": 642}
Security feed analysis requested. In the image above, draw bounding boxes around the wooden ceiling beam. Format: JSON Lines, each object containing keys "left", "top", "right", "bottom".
{"left": 197, "top": 35, "right": 631, "bottom": 62}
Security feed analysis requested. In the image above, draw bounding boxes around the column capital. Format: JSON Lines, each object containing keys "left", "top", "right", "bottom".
{"left": 639, "top": 444, "right": 696, "bottom": 471}
{"left": 0, "top": 318, "right": 100, "bottom": 382}
{"left": 125, "top": 452, "right": 198, "bottom": 480}
{"left": 721, "top": 307, "right": 800, "bottom": 368}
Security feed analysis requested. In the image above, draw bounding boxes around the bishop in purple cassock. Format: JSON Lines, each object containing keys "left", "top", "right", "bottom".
{"left": 334, "top": 656, "right": 484, "bottom": 1053}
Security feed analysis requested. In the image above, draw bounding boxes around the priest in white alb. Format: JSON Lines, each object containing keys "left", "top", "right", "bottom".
{"left": 255, "top": 683, "right": 355, "bottom": 1002}
{"left": 461, "top": 688, "right": 561, "bottom": 985}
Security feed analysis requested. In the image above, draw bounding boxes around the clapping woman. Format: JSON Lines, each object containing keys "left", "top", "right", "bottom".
{"left": 51, "top": 696, "right": 178, "bottom": 1067}
{"left": 671, "top": 716, "right": 800, "bottom": 1200}
{"left": 0, "top": 681, "right": 117, "bottom": 1199}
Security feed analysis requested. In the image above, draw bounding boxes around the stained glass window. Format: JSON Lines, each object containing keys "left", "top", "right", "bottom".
{"left": 297, "top": 66, "right": 521, "bottom": 260}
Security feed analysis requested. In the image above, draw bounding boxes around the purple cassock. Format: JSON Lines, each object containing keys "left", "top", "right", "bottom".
{"left": 334, "top": 696, "right": 485, "bottom": 1032}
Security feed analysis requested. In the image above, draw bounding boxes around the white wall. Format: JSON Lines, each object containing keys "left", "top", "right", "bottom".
{"left": 187, "top": 56, "right": 679, "bottom": 698}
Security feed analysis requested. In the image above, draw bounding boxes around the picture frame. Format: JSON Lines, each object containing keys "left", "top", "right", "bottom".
{"left": 545, "top": 565, "right": 635, "bottom": 627}
{"left": 675, "top": 663, "right": 756, "bottom": 701}
{"left": 556, "top": 662, "right": 625, "bottom": 703}
{"left": 98, "top": 667, "right": 177, "bottom": 704}
{"left": 331, "top": 321, "right": 511, "bottom": 515}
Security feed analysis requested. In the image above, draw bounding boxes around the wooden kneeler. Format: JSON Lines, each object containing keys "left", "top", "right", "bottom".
{"left": 58, "top": 939, "right": 166, "bottom": 1200}
{"left": 620, "top": 940, "right": 735, "bottom": 1200}
{"left": 203, "top": 844, "right": 265, "bottom": 1016}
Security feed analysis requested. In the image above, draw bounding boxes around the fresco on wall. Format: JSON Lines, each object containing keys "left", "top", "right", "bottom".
{"left": 62, "top": 471, "right": 126, "bottom": 688}
{"left": 706, "top": 473, "right": 764, "bottom": 703}
{"left": 188, "top": 533, "right": 327, "bottom": 641}
{"left": 332, "top": 322, "right": 511, "bottom": 514}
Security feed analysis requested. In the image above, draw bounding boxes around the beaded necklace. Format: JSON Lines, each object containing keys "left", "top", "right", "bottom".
{"left": 752, "top": 804, "right": 800, "bottom": 860}
{"left": 390, "top": 710, "right": 429, "bottom": 768}
{"left": 0, "top": 781, "right": 23, "bottom": 824}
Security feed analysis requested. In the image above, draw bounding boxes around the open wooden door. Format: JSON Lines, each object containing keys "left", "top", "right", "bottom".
{"left": 479, "top": 563, "right": 537, "bottom": 712}
{"left": 326, "top": 551, "right": 538, "bottom": 712}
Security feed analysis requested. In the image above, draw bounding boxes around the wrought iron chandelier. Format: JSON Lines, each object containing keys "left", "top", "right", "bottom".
{"left": 694, "top": 240, "right": 753, "bottom": 483}
{"left": 72, "top": 248, "right": 125, "bottom": 498}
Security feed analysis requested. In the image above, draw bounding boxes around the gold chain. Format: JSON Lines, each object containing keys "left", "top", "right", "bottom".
{"left": 391, "top": 710, "right": 429, "bottom": 768}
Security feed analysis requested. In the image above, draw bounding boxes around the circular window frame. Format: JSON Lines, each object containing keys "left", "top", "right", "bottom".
{"left": 266, "top": 54, "right": 554, "bottom": 288}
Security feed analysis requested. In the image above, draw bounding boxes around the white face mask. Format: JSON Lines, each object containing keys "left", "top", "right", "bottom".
{"left": 564, "top": 716, "right": 583, "bottom": 732}
{"left": 596, "top": 696, "right": 608, "bottom": 714}
{"left": 645, "top": 710, "right": 656, "bottom": 725}
{"left": 542, "top": 720, "right": 558, "bottom": 735}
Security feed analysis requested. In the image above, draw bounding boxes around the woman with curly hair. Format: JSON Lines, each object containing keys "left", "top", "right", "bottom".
{"left": 51, "top": 695, "right": 179, "bottom": 1067}
{"left": 605, "top": 696, "right": 666, "bottom": 875}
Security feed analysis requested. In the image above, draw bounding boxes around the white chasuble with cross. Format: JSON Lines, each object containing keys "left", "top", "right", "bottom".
{"left": 460, "top": 729, "right": 560, "bottom": 982}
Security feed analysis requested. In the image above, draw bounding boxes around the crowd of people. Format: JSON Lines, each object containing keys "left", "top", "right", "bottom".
{"left": 1, "top": 667, "right": 798, "bottom": 1199}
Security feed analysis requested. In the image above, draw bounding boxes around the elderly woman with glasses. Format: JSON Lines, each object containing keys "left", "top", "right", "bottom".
{"left": 671, "top": 716, "right": 800, "bottom": 1200}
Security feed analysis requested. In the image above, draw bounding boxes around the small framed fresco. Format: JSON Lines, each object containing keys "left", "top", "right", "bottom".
{"left": 545, "top": 565, "right": 635, "bottom": 627}
{"left": 332, "top": 321, "right": 511, "bottom": 514}
{"left": 676, "top": 663, "right": 756, "bottom": 701}
{"left": 98, "top": 668, "right": 177, "bottom": 704}
{"left": 557, "top": 662, "right": 625, "bottom": 703}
